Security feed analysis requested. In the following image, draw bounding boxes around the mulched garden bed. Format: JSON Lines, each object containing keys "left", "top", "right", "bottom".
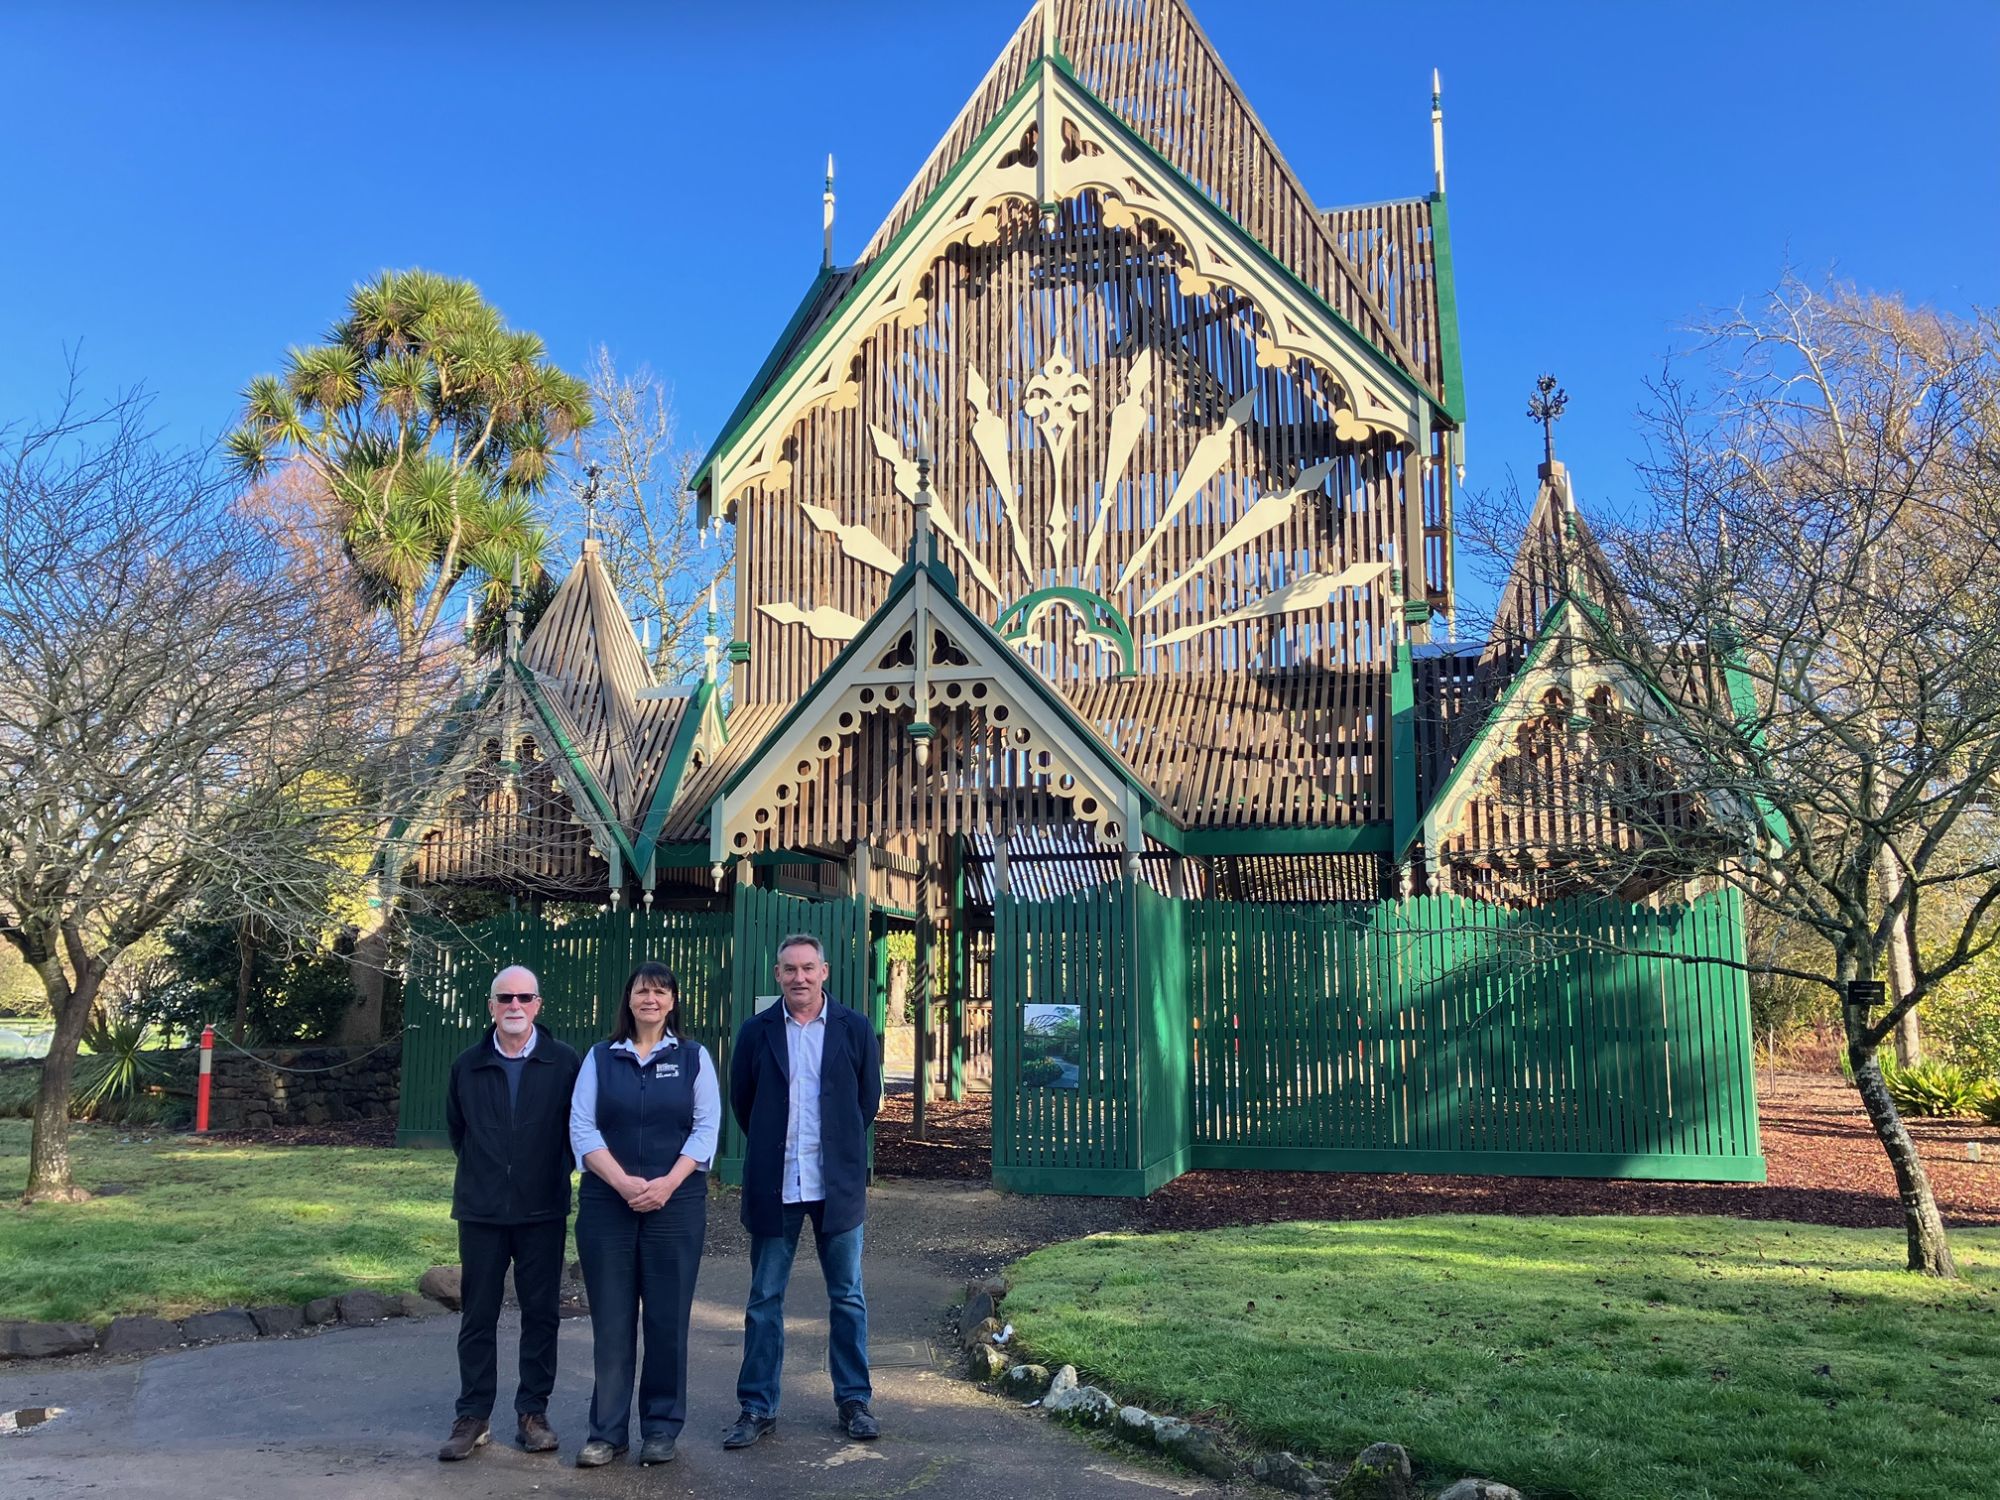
{"left": 873, "top": 1071, "right": 2000, "bottom": 1231}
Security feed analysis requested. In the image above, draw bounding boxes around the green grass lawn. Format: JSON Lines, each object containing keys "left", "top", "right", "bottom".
{"left": 0, "top": 1120, "right": 466, "bottom": 1322}
{"left": 1008, "top": 1216, "right": 2000, "bottom": 1500}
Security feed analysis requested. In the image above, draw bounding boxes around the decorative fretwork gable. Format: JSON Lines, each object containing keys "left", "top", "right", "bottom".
{"left": 706, "top": 509, "right": 1155, "bottom": 877}
{"left": 387, "top": 546, "right": 727, "bottom": 899}
{"left": 856, "top": 0, "right": 1434, "bottom": 399}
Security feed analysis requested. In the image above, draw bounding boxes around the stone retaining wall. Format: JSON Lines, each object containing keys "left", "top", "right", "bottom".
{"left": 208, "top": 1042, "right": 400, "bottom": 1129}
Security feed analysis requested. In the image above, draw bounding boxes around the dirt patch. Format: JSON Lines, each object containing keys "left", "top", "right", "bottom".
{"left": 875, "top": 1072, "right": 2000, "bottom": 1233}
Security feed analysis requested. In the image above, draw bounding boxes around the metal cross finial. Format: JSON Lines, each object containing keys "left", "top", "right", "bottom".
{"left": 1527, "top": 374, "right": 1568, "bottom": 466}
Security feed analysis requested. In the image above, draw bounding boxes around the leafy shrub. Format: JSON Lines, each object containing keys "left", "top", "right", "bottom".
{"left": 0, "top": 1050, "right": 192, "bottom": 1124}
{"left": 1881, "top": 1057, "right": 1991, "bottom": 1118}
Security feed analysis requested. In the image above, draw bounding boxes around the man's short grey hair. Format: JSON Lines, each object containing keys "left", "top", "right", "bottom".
{"left": 775, "top": 933, "right": 826, "bottom": 961}
{"left": 490, "top": 964, "right": 540, "bottom": 996}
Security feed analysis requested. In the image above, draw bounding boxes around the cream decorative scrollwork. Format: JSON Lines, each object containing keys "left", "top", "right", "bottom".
{"left": 1021, "top": 344, "right": 1093, "bottom": 566}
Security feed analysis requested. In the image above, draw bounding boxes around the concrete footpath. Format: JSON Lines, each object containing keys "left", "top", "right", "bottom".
{"left": 0, "top": 1181, "right": 1216, "bottom": 1500}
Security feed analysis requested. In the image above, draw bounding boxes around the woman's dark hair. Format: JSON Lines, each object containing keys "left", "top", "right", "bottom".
{"left": 611, "top": 961, "right": 681, "bottom": 1043}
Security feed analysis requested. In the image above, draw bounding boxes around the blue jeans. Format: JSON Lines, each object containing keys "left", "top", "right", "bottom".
{"left": 735, "top": 1201, "right": 870, "bottom": 1416}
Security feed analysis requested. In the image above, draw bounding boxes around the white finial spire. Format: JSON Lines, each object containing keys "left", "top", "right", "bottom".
{"left": 1430, "top": 69, "right": 1446, "bottom": 194}
{"left": 822, "top": 153, "right": 836, "bottom": 268}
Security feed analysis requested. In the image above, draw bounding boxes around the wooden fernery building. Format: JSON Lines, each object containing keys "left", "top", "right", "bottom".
{"left": 396, "top": 0, "right": 1764, "bottom": 1191}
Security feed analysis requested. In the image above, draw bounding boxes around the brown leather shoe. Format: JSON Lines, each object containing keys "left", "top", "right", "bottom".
{"left": 518, "top": 1412, "right": 559, "bottom": 1453}
{"left": 438, "top": 1415, "right": 490, "bottom": 1461}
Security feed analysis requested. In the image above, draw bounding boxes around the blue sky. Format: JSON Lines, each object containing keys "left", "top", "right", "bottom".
{"left": 4, "top": 1, "right": 1994, "bottom": 557}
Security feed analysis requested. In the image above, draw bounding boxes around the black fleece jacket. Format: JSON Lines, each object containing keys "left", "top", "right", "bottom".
{"left": 444, "top": 1023, "right": 581, "bottom": 1224}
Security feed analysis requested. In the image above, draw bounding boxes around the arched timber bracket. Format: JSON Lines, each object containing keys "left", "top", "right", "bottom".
{"left": 708, "top": 60, "right": 1439, "bottom": 515}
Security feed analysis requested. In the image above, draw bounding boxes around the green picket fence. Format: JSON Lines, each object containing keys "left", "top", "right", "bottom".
{"left": 991, "top": 884, "right": 1763, "bottom": 1193}
{"left": 398, "top": 908, "right": 731, "bottom": 1146}
{"left": 1185, "top": 888, "right": 1760, "bottom": 1179}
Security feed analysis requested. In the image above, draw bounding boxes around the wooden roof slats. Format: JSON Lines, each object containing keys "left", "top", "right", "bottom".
{"left": 409, "top": 734, "right": 612, "bottom": 897}
{"left": 1324, "top": 197, "right": 1445, "bottom": 409}
{"left": 856, "top": 0, "right": 1429, "bottom": 397}
{"left": 517, "top": 546, "right": 689, "bottom": 826}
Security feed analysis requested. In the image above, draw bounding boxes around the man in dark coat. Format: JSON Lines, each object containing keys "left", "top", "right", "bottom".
{"left": 438, "top": 964, "right": 581, "bottom": 1462}
{"left": 723, "top": 932, "right": 882, "bottom": 1448}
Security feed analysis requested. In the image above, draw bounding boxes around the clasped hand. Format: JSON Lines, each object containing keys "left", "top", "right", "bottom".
{"left": 622, "top": 1173, "right": 676, "bottom": 1212}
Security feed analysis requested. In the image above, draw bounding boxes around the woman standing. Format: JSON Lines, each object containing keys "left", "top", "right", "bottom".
{"left": 568, "top": 961, "right": 719, "bottom": 1467}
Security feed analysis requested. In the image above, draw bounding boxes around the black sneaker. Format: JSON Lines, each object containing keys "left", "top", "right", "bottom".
{"left": 438, "top": 1415, "right": 489, "bottom": 1461}
{"left": 838, "top": 1400, "right": 879, "bottom": 1441}
{"left": 722, "top": 1410, "right": 777, "bottom": 1449}
{"left": 575, "top": 1439, "right": 626, "bottom": 1467}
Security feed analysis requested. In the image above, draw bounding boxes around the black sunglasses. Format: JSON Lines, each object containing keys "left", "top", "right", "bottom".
{"left": 492, "top": 992, "right": 541, "bottom": 1004}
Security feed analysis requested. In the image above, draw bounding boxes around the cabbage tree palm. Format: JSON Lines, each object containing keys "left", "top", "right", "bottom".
{"left": 229, "top": 270, "right": 591, "bottom": 1039}
{"left": 229, "top": 269, "right": 591, "bottom": 736}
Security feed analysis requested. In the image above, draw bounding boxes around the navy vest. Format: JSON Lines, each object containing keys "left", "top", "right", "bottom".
{"left": 586, "top": 1038, "right": 703, "bottom": 1186}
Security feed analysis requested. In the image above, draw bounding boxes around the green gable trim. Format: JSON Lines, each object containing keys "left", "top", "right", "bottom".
{"left": 713, "top": 550, "right": 1157, "bottom": 846}
{"left": 693, "top": 69, "right": 1041, "bottom": 497}
{"left": 692, "top": 264, "right": 837, "bottom": 502}
{"left": 1399, "top": 601, "right": 1571, "bottom": 864}
{"left": 381, "top": 665, "right": 505, "bottom": 849}
{"left": 632, "top": 676, "right": 716, "bottom": 874}
{"left": 510, "top": 658, "right": 642, "bottom": 873}
{"left": 1428, "top": 191, "right": 1467, "bottom": 424}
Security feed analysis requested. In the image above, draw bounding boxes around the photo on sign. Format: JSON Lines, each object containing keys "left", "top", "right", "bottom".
{"left": 1021, "top": 1004, "right": 1080, "bottom": 1090}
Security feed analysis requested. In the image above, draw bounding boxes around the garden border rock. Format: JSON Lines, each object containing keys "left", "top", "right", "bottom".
{"left": 951, "top": 1286, "right": 1529, "bottom": 1500}
{"left": 0, "top": 1281, "right": 458, "bottom": 1364}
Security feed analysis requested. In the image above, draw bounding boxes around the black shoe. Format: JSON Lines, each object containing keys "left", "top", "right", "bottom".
{"left": 517, "top": 1413, "right": 559, "bottom": 1453}
{"left": 722, "top": 1410, "right": 776, "bottom": 1449}
{"left": 575, "top": 1439, "right": 626, "bottom": 1467}
{"left": 438, "top": 1415, "right": 489, "bottom": 1461}
{"left": 639, "top": 1437, "right": 678, "bottom": 1465}
{"left": 838, "top": 1400, "right": 880, "bottom": 1441}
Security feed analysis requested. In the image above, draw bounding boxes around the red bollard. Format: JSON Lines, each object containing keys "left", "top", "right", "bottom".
{"left": 196, "top": 1026, "right": 214, "bottom": 1133}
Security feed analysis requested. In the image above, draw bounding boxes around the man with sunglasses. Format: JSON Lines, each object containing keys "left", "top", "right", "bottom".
{"left": 439, "top": 965, "right": 582, "bottom": 1462}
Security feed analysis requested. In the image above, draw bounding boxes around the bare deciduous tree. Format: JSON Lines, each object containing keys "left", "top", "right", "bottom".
{"left": 0, "top": 384, "right": 397, "bottom": 1201}
{"left": 573, "top": 347, "right": 729, "bottom": 680}
{"left": 1451, "top": 280, "right": 1999, "bottom": 1276}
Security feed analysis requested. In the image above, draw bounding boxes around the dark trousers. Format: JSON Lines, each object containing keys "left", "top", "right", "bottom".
{"left": 456, "top": 1217, "right": 566, "bottom": 1421}
{"left": 575, "top": 1177, "right": 707, "bottom": 1445}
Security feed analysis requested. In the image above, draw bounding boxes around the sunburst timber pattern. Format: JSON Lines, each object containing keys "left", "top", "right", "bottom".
{"left": 756, "top": 602, "right": 867, "bottom": 642}
{"left": 1151, "top": 561, "right": 1391, "bottom": 648}
{"left": 866, "top": 424, "right": 1003, "bottom": 598}
{"left": 1137, "top": 458, "right": 1338, "bottom": 615}
{"left": 962, "top": 368, "right": 1032, "bottom": 576}
{"left": 800, "top": 502, "right": 902, "bottom": 576}
{"left": 1085, "top": 348, "right": 1153, "bottom": 574}
{"left": 1114, "top": 386, "right": 1258, "bottom": 595}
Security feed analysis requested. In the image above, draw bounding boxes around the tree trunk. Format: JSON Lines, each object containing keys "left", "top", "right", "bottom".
{"left": 339, "top": 909, "right": 390, "bottom": 1044}
{"left": 1849, "top": 1037, "right": 1957, "bottom": 1276}
{"left": 25, "top": 961, "right": 103, "bottom": 1204}
{"left": 1875, "top": 846, "right": 1922, "bottom": 1065}
{"left": 235, "top": 915, "right": 259, "bottom": 1037}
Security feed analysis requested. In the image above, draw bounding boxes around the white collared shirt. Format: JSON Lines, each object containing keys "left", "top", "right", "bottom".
{"left": 783, "top": 1000, "right": 828, "bottom": 1204}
